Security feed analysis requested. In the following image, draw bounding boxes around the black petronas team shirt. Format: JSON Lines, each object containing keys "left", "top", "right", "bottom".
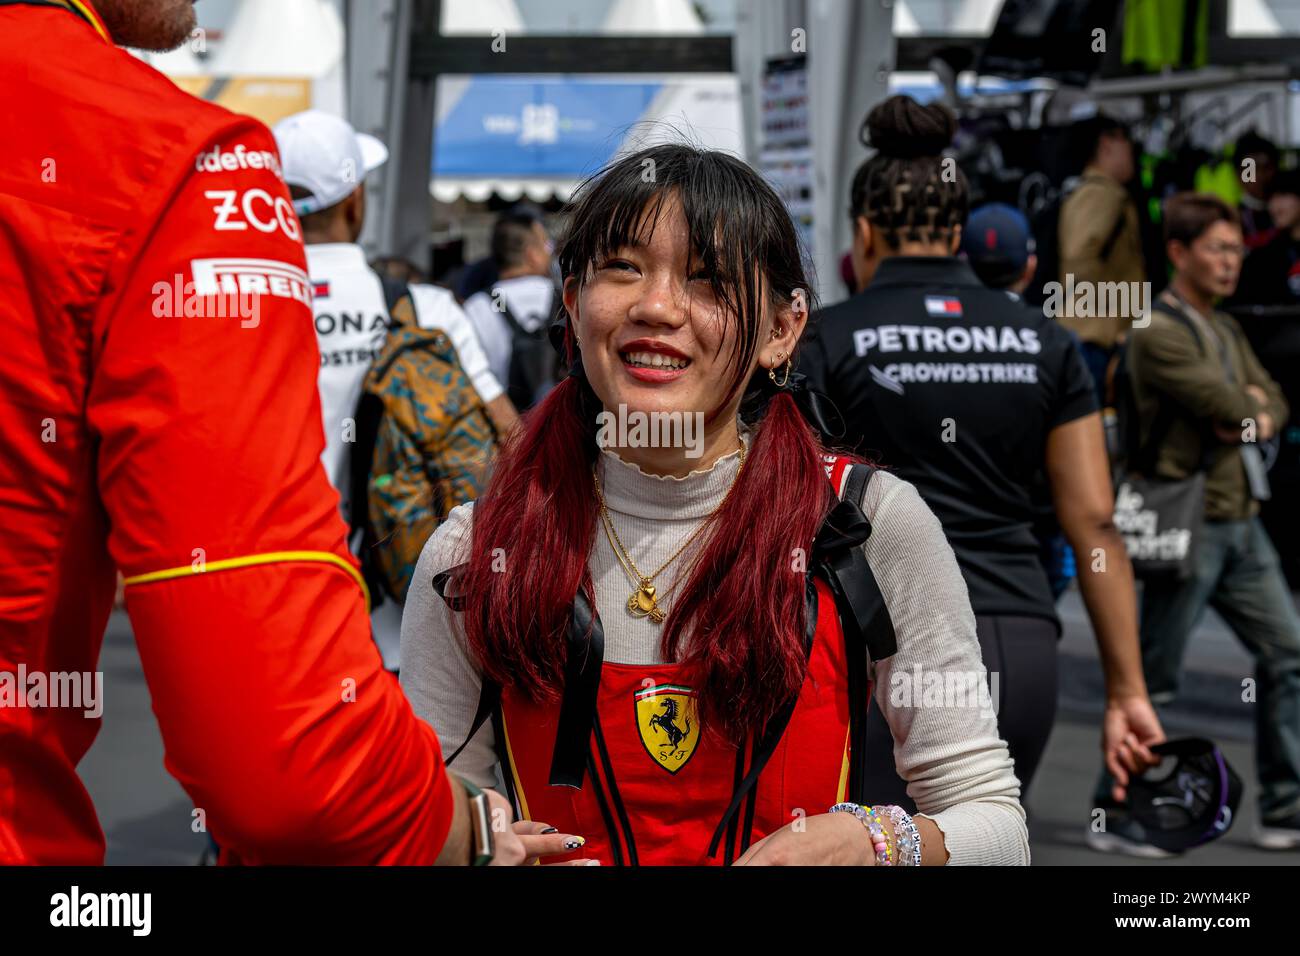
{"left": 802, "top": 257, "right": 1098, "bottom": 628}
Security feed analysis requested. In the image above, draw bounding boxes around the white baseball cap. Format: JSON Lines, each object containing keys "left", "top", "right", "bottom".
{"left": 272, "top": 109, "right": 389, "bottom": 216}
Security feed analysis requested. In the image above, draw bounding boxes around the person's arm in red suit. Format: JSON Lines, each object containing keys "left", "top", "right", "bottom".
{"left": 86, "top": 119, "right": 460, "bottom": 863}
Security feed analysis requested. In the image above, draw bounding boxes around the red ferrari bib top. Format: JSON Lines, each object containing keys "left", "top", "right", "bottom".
{"left": 495, "top": 455, "right": 876, "bottom": 865}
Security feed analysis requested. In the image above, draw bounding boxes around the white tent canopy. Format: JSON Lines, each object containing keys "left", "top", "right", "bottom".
{"left": 430, "top": 73, "right": 743, "bottom": 203}
{"left": 1231, "top": 0, "right": 1283, "bottom": 34}
{"left": 602, "top": 0, "right": 703, "bottom": 34}
{"left": 134, "top": 44, "right": 204, "bottom": 76}
{"left": 209, "top": 0, "right": 344, "bottom": 76}
{"left": 441, "top": 0, "right": 525, "bottom": 34}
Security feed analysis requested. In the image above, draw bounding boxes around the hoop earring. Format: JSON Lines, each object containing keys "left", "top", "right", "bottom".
{"left": 768, "top": 353, "right": 792, "bottom": 387}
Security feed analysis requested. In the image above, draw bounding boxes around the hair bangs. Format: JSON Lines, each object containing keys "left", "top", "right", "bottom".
{"left": 559, "top": 145, "right": 796, "bottom": 407}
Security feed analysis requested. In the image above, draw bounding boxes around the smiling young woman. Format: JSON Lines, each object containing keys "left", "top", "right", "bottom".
{"left": 399, "top": 143, "right": 1030, "bottom": 866}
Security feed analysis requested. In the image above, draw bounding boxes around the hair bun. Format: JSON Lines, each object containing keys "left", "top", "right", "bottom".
{"left": 860, "top": 95, "right": 956, "bottom": 159}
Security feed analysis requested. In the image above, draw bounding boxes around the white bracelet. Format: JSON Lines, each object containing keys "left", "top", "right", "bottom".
{"left": 875, "top": 805, "right": 922, "bottom": 867}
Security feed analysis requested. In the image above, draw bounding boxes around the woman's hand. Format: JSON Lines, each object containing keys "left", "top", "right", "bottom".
{"left": 1103, "top": 694, "right": 1165, "bottom": 802}
{"left": 483, "top": 790, "right": 528, "bottom": 866}
{"left": 512, "top": 819, "right": 599, "bottom": 866}
{"left": 733, "top": 811, "right": 876, "bottom": 866}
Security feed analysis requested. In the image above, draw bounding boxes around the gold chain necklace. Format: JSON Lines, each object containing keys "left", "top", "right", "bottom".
{"left": 593, "top": 442, "right": 747, "bottom": 625}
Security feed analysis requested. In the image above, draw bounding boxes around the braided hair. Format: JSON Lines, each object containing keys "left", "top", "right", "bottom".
{"left": 848, "top": 95, "right": 968, "bottom": 249}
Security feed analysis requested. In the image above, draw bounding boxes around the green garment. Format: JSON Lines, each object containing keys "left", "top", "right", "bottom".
{"left": 1123, "top": 0, "right": 1208, "bottom": 70}
{"left": 1195, "top": 149, "right": 1243, "bottom": 207}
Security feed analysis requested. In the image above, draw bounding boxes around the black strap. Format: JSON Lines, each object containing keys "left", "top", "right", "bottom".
{"left": 705, "top": 701, "right": 794, "bottom": 856}
{"left": 844, "top": 587, "right": 871, "bottom": 803}
{"left": 430, "top": 565, "right": 502, "bottom": 766}
{"left": 708, "top": 463, "right": 896, "bottom": 857}
{"left": 488, "top": 705, "right": 520, "bottom": 814}
{"left": 585, "top": 751, "right": 625, "bottom": 866}
{"left": 1072, "top": 174, "right": 1128, "bottom": 265}
{"left": 444, "top": 679, "right": 500, "bottom": 767}
{"left": 814, "top": 477, "right": 898, "bottom": 664}
{"left": 378, "top": 275, "right": 411, "bottom": 319}
{"left": 433, "top": 565, "right": 605, "bottom": 787}
{"left": 1137, "top": 299, "right": 1217, "bottom": 474}
{"left": 826, "top": 464, "right": 889, "bottom": 801}
{"left": 548, "top": 585, "right": 604, "bottom": 788}
{"left": 431, "top": 565, "right": 466, "bottom": 610}
{"left": 740, "top": 735, "right": 761, "bottom": 854}
{"left": 707, "top": 577, "right": 818, "bottom": 859}
{"left": 492, "top": 287, "right": 548, "bottom": 340}
{"left": 591, "top": 714, "right": 638, "bottom": 865}
{"left": 841, "top": 464, "right": 873, "bottom": 523}
{"left": 723, "top": 744, "right": 747, "bottom": 865}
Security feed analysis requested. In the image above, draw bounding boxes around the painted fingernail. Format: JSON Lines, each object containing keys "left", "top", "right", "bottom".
{"left": 540, "top": 826, "right": 559, "bottom": 834}
{"left": 584, "top": 859, "right": 601, "bottom": 866}
{"left": 563, "top": 836, "right": 586, "bottom": 850}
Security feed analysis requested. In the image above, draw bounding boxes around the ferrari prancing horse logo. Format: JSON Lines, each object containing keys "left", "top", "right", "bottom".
{"left": 635, "top": 684, "right": 699, "bottom": 774}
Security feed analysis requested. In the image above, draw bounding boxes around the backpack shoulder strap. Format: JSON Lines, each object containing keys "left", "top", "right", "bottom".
{"left": 493, "top": 284, "right": 553, "bottom": 340}
{"left": 1098, "top": 205, "right": 1129, "bottom": 262}
{"left": 1138, "top": 300, "right": 1218, "bottom": 473}
{"left": 431, "top": 564, "right": 501, "bottom": 767}
{"left": 443, "top": 679, "right": 501, "bottom": 767}
{"left": 378, "top": 274, "right": 411, "bottom": 318}
{"left": 1151, "top": 298, "right": 1209, "bottom": 357}
{"left": 492, "top": 286, "right": 528, "bottom": 335}
{"left": 819, "top": 457, "right": 895, "bottom": 803}
{"left": 841, "top": 460, "right": 876, "bottom": 511}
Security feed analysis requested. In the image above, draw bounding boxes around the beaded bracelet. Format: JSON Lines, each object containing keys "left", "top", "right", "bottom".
{"left": 829, "top": 802, "right": 894, "bottom": 865}
{"left": 874, "top": 805, "right": 923, "bottom": 867}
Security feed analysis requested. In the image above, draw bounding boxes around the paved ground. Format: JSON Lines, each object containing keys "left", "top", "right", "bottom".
{"left": 79, "top": 589, "right": 1298, "bottom": 865}
{"left": 1034, "top": 590, "right": 1289, "bottom": 865}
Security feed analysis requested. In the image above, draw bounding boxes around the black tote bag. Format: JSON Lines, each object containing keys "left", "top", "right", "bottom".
{"left": 1113, "top": 471, "right": 1205, "bottom": 579}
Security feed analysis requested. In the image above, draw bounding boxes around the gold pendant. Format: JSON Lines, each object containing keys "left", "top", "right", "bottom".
{"left": 627, "top": 581, "right": 666, "bottom": 624}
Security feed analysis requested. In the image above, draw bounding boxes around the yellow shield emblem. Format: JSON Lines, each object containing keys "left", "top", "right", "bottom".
{"left": 635, "top": 684, "right": 699, "bottom": 774}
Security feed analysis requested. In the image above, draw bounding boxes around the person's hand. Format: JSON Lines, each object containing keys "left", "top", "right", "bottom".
{"left": 1245, "top": 384, "right": 1269, "bottom": 408}
{"left": 1257, "top": 411, "right": 1276, "bottom": 441}
{"left": 1242, "top": 386, "right": 1278, "bottom": 439}
{"left": 1103, "top": 694, "right": 1165, "bottom": 802}
{"left": 1212, "top": 421, "right": 1243, "bottom": 444}
{"left": 511, "top": 820, "right": 599, "bottom": 866}
{"left": 484, "top": 789, "right": 528, "bottom": 866}
{"left": 733, "top": 811, "right": 875, "bottom": 866}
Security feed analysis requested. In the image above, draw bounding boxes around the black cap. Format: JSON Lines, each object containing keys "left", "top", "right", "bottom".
{"left": 1125, "top": 738, "right": 1243, "bottom": 852}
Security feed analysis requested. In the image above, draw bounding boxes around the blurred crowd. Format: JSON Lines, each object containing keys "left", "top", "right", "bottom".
{"left": 321, "top": 100, "right": 1300, "bottom": 855}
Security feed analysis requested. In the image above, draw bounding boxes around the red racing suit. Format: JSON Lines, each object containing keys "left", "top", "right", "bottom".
{"left": 0, "top": 0, "right": 454, "bottom": 864}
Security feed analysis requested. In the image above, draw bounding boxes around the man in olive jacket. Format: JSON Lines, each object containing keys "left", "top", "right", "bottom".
{"left": 1058, "top": 115, "right": 1148, "bottom": 401}
{"left": 1127, "top": 193, "right": 1300, "bottom": 852}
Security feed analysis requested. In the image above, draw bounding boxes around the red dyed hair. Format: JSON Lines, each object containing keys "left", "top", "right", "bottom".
{"left": 455, "top": 145, "right": 837, "bottom": 742}
{"left": 458, "top": 380, "right": 835, "bottom": 742}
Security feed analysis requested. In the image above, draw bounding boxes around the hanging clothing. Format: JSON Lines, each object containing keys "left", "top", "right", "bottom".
{"left": 1194, "top": 151, "right": 1244, "bottom": 208}
{"left": 1123, "top": 0, "right": 1208, "bottom": 71}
